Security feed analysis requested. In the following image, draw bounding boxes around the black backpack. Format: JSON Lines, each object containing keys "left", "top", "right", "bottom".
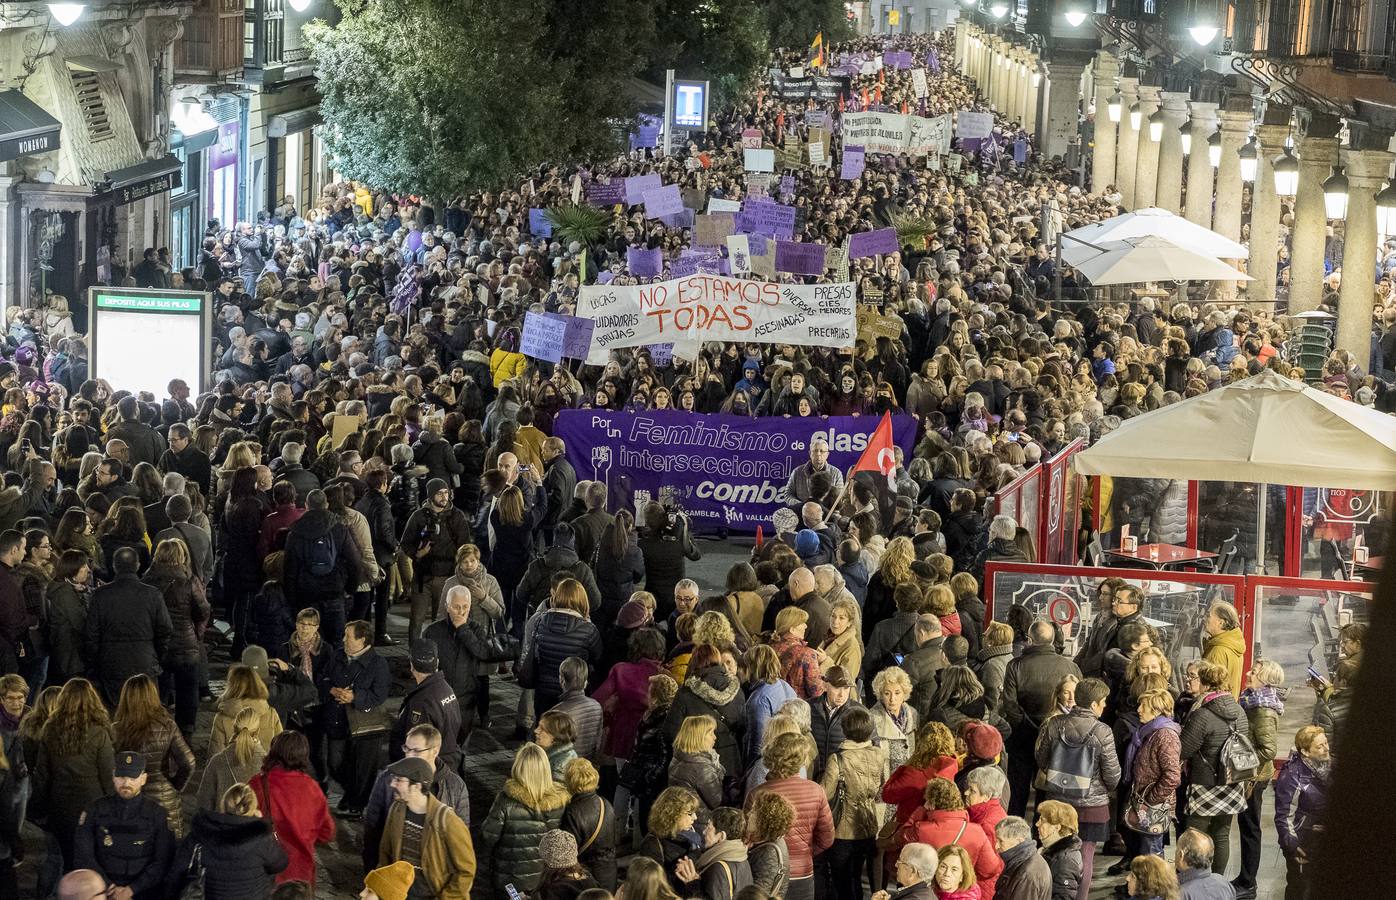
{"left": 304, "top": 531, "right": 339, "bottom": 577}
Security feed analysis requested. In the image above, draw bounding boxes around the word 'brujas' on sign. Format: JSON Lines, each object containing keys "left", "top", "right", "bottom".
{"left": 576, "top": 274, "right": 857, "bottom": 364}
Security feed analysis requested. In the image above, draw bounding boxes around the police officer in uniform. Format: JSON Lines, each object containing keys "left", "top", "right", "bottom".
{"left": 389, "top": 641, "right": 462, "bottom": 771}
{"left": 74, "top": 751, "right": 174, "bottom": 900}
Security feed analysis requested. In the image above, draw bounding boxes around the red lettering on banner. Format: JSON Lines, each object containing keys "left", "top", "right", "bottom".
{"left": 639, "top": 285, "right": 669, "bottom": 310}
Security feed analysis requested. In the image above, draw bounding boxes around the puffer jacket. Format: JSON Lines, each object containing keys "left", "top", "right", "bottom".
{"left": 748, "top": 838, "right": 789, "bottom": 898}
{"left": 142, "top": 563, "right": 211, "bottom": 668}
{"left": 479, "top": 779, "right": 570, "bottom": 894}
{"left": 1042, "top": 833, "right": 1083, "bottom": 900}
{"left": 1240, "top": 686, "right": 1282, "bottom": 781}
{"left": 664, "top": 665, "right": 747, "bottom": 775}
{"left": 209, "top": 696, "right": 283, "bottom": 756}
{"left": 490, "top": 347, "right": 526, "bottom": 388}
{"left": 897, "top": 807, "right": 1003, "bottom": 894}
{"left": 1273, "top": 752, "right": 1329, "bottom": 855}
{"left": 668, "top": 748, "right": 725, "bottom": 810}
{"left": 1202, "top": 628, "right": 1246, "bottom": 697}
{"left": 1179, "top": 691, "right": 1244, "bottom": 787}
{"left": 121, "top": 718, "right": 197, "bottom": 838}
{"left": 520, "top": 609, "right": 603, "bottom": 707}
{"left": 817, "top": 739, "right": 889, "bottom": 839}
{"left": 414, "top": 430, "right": 464, "bottom": 487}
{"left": 1034, "top": 707, "right": 1121, "bottom": 807}
{"left": 1312, "top": 688, "right": 1352, "bottom": 748}
{"left": 516, "top": 544, "right": 603, "bottom": 616}
{"left": 746, "top": 776, "right": 834, "bottom": 879}
{"left": 1128, "top": 718, "right": 1182, "bottom": 811}
{"left": 561, "top": 790, "right": 618, "bottom": 890}
{"left": 186, "top": 810, "right": 288, "bottom": 900}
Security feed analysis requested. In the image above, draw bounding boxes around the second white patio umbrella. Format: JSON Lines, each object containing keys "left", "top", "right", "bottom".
{"left": 1072, "top": 235, "right": 1252, "bottom": 286}
{"left": 1060, "top": 206, "right": 1250, "bottom": 265}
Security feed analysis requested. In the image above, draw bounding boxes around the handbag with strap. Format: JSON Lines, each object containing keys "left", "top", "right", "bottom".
{"left": 1123, "top": 787, "right": 1172, "bottom": 835}
{"left": 480, "top": 620, "right": 522, "bottom": 663}
{"left": 828, "top": 752, "right": 849, "bottom": 826}
{"left": 578, "top": 796, "right": 608, "bottom": 854}
{"left": 346, "top": 704, "right": 392, "bottom": 737}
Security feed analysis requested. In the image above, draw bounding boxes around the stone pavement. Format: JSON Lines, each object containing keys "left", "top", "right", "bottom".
{"left": 12, "top": 535, "right": 1293, "bottom": 897}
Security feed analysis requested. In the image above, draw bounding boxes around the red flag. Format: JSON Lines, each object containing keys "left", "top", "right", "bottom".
{"left": 875, "top": 85, "right": 883, "bottom": 105}
{"left": 860, "top": 87, "right": 869, "bottom": 107}
{"left": 852, "top": 412, "right": 897, "bottom": 476}
{"left": 754, "top": 525, "right": 764, "bottom": 549}
{"left": 900, "top": 99, "right": 909, "bottom": 114}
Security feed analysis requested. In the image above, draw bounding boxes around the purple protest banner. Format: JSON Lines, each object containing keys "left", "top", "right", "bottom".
{"left": 841, "top": 146, "right": 866, "bottom": 180}
{"left": 775, "top": 241, "right": 827, "bottom": 276}
{"left": 627, "top": 246, "right": 663, "bottom": 278}
{"left": 528, "top": 208, "right": 553, "bottom": 237}
{"left": 520, "top": 311, "right": 566, "bottom": 363}
{"left": 554, "top": 410, "right": 918, "bottom": 532}
{"left": 585, "top": 180, "right": 625, "bottom": 207}
{"left": 737, "top": 199, "right": 796, "bottom": 240}
{"left": 643, "top": 184, "right": 684, "bottom": 219}
{"left": 848, "top": 227, "right": 900, "bottom": 259}
{"left": 543, "top": 313, "right": 596, "bottom": 359}
{"left": 624, "top": 174, "right": 663, "bottom": 206}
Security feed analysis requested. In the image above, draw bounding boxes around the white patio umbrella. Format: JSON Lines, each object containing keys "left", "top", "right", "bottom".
{"left": 1060, "top": 207, "right": 1249, "bottom": 266}
{"left": 1071, "top": 235, "right": 1252, "bottom": 286}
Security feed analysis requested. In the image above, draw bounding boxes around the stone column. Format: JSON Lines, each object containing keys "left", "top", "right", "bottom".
{"left": 1185, "top": 102, "right": 1219, "bottom": 226}
{"left": 955, "top": 21, "right": 968, "bottom": 69}
{"left": 1212, "top": 108, "right": 1252, "bottom": 240}
{"left": 1248, "top": 121, "right": 1290, "bottom": 307}
{"left": 1337, "top": 146, "right": 1395, "bottom": 367}
{"left": 1290, "top": 129, "right": 1342, "bottom": 314}
{"left": 1154, "top": 92, "right": 1189, "bottom": 214}
{"left": 1020, "top": 59, "right": 1037, "bottom": 134}
{"left": 1114, "top": 77, "right": 1140, "bottom": 208}
{"left": 1011, "top": 58, "right": 1026, "bottom": 123}
{"left": 0, "top": 167, "right": 17, "bottom": 320}
{"left": 1134, "top": 85, "right": 1162, "bottom": 208}
{"left": 1043, "top": 59, "right": 1086, "bottom": 162}
{"left": 1091, "top": 52, "right": 1118, "bottom": 196}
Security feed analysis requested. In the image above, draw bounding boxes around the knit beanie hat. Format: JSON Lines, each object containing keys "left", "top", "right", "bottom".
{"left": 539, "top": 829, "right": 579, "bottom": 869}
{"left": 364, "top": 861, "right": 415, "bottom": 900}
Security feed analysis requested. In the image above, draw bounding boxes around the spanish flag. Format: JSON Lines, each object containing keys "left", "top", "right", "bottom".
{"left": 810, "top": 32, "right": 824, "bottom": 70}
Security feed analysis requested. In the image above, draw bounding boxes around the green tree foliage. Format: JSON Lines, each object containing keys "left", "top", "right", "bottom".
{"left": 649, "top": 0, "right": 769, "bottom": 109}
{"left": 306, "top": 0, "right": 645, "bottom": 197}
{"left": 764, "top": 0, "right": 852, "bottom": 50}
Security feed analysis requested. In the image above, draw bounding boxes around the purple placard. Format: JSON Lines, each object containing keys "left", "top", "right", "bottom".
{"left": 643, "top": 184, "right": 683, "bottom": 219}
{"left": 775, "top": 241, "right": 827, "bottom": 276}
{"left": 841, "top": 146, "right": 866, "bottom": 180}
{"left": 659, "top": 208, "right": 695, "bottom": 228}
{"left": 848, "top": 227, "right": 900, "bottom": 258}
{"left": 927, "top": 48, "right": 941, "bottom": 73}
{"left": 544, "top": 313, "right": 596, "bottom": 359}
{"left": 585, "top": 180, "right": 625, "bottom": 207}
{"left": 624, "top": 173, "right": 663, "bottom": 206}
{"left": 647, "top": 344, "right": 674, "bottom": 367}
{"left": 779, "top": 175, "right": 795, "bottom": 198}
{"left": 520, "top": 311, "right": 566, "bottom": 363}
{"left": 210, "top": 121, "right": 239, "bottom": 169}
{"left": 528, "top": 208, "right": 553, "bottom": 237}
{"left": 1013, "top": 140, "right": 1028, "bottom": 163}
{"left": 627, "top": 246, "right": 664, "bottom": 278}
{"left": 555, "top": 410, "right": 918, "bottom": 532}
{"left": 671, "top": 256, "right": 700, "bottom": 278}
{"left": 735, "top": 199, "right": 796, "bottom": 240}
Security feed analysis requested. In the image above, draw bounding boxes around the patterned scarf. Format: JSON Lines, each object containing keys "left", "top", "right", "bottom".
{"left": 1238, "top": 684, "right": 1287, "bottom": 715}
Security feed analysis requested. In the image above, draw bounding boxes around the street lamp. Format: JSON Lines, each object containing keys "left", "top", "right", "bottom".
{"left": 1129, "top": 102, "right": 1142, "bottom": 130}
{"left": 1376, "top": 183, "right": 1396, "bottom": 238}
{"left": 1273, "top": 147, "right": 1299, "bottom": 197}
{"left": 1188, "top": 25, "right": 1219, "bottom": 45}
{"left": 1065, "top": 9, "right": 1087, "bottom": 26}
{"left": 1207, "top": 130, "right": 1222, "bottom": 168}
{"left": 1148, "top": 110, "right": 1165, "bottom": 142}
{"left": 1239, "top": 140, "right": 1258, "bottom": 182}
{"left": 47, "top": 2, "right": 83, "bottom": 25}
{"left": 1180, "top": 119, "right": 1193, "bottom": 155}
{"left": 1323, "top": 168, "right": 1349, "bottom": 219}
{"left": 287, "top": 0, "right": 311, "bottom": 10}
{"left": 1106, "top": 93, "right": 1123, "bottom": 123}
{"left": 991, "top": 3, "right": 1008, "bottom": 18}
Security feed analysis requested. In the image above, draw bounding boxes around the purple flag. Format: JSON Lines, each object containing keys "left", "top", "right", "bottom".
{"left": 927, "top": 48, "right": 941, "bottom": 73}
{"left": 555, "top": 410, "right": 918, "bottom": 533}
{"left": 848, "top": 227, "right": 900, "bottom": 259}
{"left": 775, "top": 241, "right": 827, "bottom": 276}
{"left": 627, "top": 246, "right": 664, "bottom": 277}
{"left": 841, "top": 146, "right": 866, "bottom": 180}
{"left": 735, "top": 199, "right": 796, "bottom": 240}
{"left": 528, "top": 208, "right": 553, "bottom": 237}
{"left": 659, "top": 208, "right": 695, "bottom": 228}
{"left": 643, "top": 184, "right": 684, "bottom": 219}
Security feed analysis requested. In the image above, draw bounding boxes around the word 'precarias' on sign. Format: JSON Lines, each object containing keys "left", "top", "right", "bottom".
{"left": 576, "top": 274, "right": 856, "bottom": 364}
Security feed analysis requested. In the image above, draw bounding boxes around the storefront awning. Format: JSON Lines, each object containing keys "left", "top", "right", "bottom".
{"left": 267, "top": 106, "right": 321, "bottom": 138}
{"left": 0, "top": 91, "right": 61, "bottom": 162}
{"left": 102, "top": 154, "right": 182, "bottom": 205}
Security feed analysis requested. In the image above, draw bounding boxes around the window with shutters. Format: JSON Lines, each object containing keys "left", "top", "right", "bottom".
{"left": 70, "top": 71, "right": 114, "bottom": 143}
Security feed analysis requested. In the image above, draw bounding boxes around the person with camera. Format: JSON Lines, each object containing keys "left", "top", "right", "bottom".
{"left": 236, "top": 222, "right": 270, "bottom": 296}
{"left": 638, "top": 501, "right": 701, "bottom": 624}
{"left": 401, "top": 478, "right": 472, "bottom": 642}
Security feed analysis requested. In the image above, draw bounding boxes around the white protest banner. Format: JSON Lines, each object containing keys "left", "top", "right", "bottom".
{"left": 708, "top": 197, "right": 742, "bottom": 213}
{"left": 808, "top": 142, "right": 827, "bottom": 165}
{"left": 744, "top": 148, "right": 775, "bottom": 173}
{"left": 860, "top": 61, "right": 877, "bottom": 76}
{"left": 578, "top": 274, "right": 856, "bottom": 363}
{"left": 728, "top": 234, "right": 751, "bottom": 274}
{"left": 955, "top": 110, "right": 994, "bottom": 140}
{"left": 906, "top": 114, "right": 952, "bottom": 156}
{"left": 911, "top": 67, "right": 928, "bottom": 98}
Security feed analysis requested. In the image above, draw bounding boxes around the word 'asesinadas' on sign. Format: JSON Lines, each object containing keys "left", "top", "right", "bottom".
{"left": 577, "top": 274, "right": 856, "bottom": 363}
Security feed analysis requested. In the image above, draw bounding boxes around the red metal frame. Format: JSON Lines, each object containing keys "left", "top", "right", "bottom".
{"left": 1186, "top": 481, "right": 1200, "bottom": 550}
{"left": 1037, "top": 438, "right": 1085, "bottom": 567}
{"left": 1284, "top": 486, "right": 1303, "bottom": 577}
{"left": 982, "top": 561, "right": 1247, "bottom": 620}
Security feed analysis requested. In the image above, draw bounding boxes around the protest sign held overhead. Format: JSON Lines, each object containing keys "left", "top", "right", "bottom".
{"left": 520, "top": 311, "right": 567, "bottom": 363}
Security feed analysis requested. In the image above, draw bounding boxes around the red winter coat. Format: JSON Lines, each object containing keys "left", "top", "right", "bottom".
{"left": 967, "top": 800, "right": 1007, "bottom": 900}
{"left": 746, "top": 776, "right": 834, "bottom": 879}
{"left": 883, "top": 755, "right": 960, "bottom": 823}
{"left": 940, "top": 611, "right": 963, "bottom": 637}
{"left": 592, "top": 658, "right": 664, "bottom": 759}
{"left": 898, "top": 807, "right": 1002, "bottom": 895}
{"left": 249, "top": 767, "right": 335, "bottom": 886}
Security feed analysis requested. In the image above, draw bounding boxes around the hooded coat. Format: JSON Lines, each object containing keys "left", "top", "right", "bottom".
{"left": 664, "top": 665, "right": 747, "bottom": 775}
{"left": 515, "top": 540, "right": 603, "bottom": 616}
{"left": 186, "top": 810, "right": 288, "bottom": 900}
{"left": 1202, "top": 627, "right": 1246, "bottom": 698}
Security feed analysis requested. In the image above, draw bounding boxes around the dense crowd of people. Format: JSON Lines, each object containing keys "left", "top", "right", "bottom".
{"left": 0, "top": 23, "right": 1379, "bottom": 900}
